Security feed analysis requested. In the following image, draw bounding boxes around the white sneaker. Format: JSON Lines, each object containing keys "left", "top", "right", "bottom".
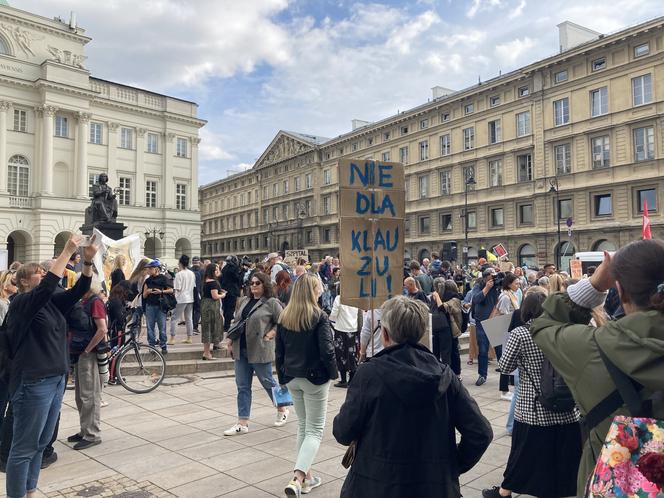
{"left": 284, "top": 478, "right": 301, "bottom": 497}
{"left": 274, "top": 408, "right": 289, "bottom": 427}
{"left": 223, "top": 423, "right": 249, "bottom": 436}
{"left": 100, "top": 399, "right": 109, "bottom": 408}
{"left": 301, "top": 476, "right": 322, "bottom": 494}
{"left": 500, "top": 392, "right": 513, "bottom": 402}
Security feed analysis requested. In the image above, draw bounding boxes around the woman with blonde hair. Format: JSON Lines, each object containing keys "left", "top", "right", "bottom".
{"left": 0, "top": 270, "right": 18, "bottom": 322}
{"left": 110, "top": 255, "right": 127, "bottom": 289}
{"left": 547, "top": 273, "right": 565, "bottom": 294}
{"left": 276, "top": 273, "right": 337, "bottom": 497}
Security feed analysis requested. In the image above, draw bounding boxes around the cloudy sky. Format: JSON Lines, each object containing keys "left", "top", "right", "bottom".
{"left": 18, "top": 0, "right": 664, "bottom": 185}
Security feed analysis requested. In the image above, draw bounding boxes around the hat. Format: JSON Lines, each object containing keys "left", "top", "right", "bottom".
{"left": 146, "top": 259, "right": 161, "bottom": 268}
{"left": 192, "top": 256, "right": 200, "bottom": 263}
{"left": 478, "top": 257, "right": 487, "bottom": 265}
{"left": 267, "top": 252, "right": 279, "bottom": 260}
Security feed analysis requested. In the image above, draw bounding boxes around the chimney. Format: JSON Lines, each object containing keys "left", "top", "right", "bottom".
{"left": 351, "top": 119, "right": 371, "bottom": 131}
{"left": 431, "top": 86, "right": 455, "bottom": 100}
{"left": 557, "top": 21, "right": 601, "bottom": 52}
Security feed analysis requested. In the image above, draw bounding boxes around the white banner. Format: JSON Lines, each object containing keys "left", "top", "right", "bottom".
{"left": 91, "top": 229, "right": 142, "bottom": 288}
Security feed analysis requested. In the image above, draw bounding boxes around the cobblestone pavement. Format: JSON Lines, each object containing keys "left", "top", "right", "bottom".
{"left": 0, "top": 351, "right": 535, "bottom": 497}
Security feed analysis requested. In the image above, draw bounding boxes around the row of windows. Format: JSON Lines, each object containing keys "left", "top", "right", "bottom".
{"left": 408, "top": 187, "right": 656, "bottom": 236}
{"left": 86, "top": 173, "right": 184, "bottom": 209}
{"left": 205, "top": 227, "right": 336, "bottom": 255}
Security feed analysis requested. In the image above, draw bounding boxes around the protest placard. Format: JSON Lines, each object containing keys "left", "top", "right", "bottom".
{"left": 338, "top": 159, "right": 405, "bottom": 309}
{"left": 284, "top": 249, "right": 308, "bottom": 266}
{"left": 570, "top": 259, "right": 583, "bottom": 279}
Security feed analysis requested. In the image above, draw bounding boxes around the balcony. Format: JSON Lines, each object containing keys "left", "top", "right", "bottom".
{"left": 9, "top": 196, "right": 32, "bottom": 208}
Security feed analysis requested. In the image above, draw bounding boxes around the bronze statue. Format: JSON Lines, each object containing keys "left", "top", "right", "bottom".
{"left": 84, "top": 173, "right": 118, "bottom": 226}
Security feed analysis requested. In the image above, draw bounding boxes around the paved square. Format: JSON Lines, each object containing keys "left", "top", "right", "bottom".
{"left": 0, "top": 355, "right": 535, "bottom": 497}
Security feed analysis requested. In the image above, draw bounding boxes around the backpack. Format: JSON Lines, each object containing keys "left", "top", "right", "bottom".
{"left": 67, "top": 297, "right": 100, "bottom": 355}
{"left": 0, "top": 314, "right": 24, "bottom": 385}
{"left": 537, "top": 357, "right": 576, "bottom": 412}
{"left": 276, "top": 262, "right": 295, "bottom": 281}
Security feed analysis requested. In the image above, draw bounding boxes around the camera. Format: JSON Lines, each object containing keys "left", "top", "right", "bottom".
{"left": 492, "top": 271, "right": 506, "bottom": 288}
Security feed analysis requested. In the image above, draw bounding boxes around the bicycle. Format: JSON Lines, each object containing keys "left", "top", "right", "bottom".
{"left": 107, "top": 312, "right": 166, "bottom": 394}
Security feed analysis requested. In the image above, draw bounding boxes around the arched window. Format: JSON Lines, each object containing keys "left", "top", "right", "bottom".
{"left": 556, "top": 241, "right": 576, "bottom": 273}
{"left": 518, "top": 244, "right": 537, "bottom": 268}
{"left": 592, "top": 239, "right": 616, "bottom": 252}
{"left": 0, "top": 35, "right": 12, "bottom": 56}
{"left": 8, "top": 155, "right": 29, "bottom": 197}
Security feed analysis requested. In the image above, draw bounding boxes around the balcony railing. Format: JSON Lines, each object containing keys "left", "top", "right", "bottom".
{"left": 9, "top": 196, "right": 32, "bottom": 208}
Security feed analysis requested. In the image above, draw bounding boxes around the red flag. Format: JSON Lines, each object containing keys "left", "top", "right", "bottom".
{"left": 642, "top": 199, "right": 652, "bottom": 240}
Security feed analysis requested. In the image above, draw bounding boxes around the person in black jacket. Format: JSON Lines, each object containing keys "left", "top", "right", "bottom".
{"left": 5, "top": 234, "right": 97, "bottom": 498}
{"left": 220, "top": 256, "right": 243, "bottom": 332}
{"left": 333, "top": 295, "right": 493, "bottom": 498}
{"left": 276, "top": 273, "right": 337, "bottom": 497}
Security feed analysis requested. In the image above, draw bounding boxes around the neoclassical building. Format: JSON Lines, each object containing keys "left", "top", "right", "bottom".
{"left": 201, "top": 16, "right": 663, "bottom": 270}
{"left": 0, "top": 4, "right": 205, "bottom": 266}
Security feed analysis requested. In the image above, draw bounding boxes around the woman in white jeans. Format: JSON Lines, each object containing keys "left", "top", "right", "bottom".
{"left": 275, "top": 274, "right": 338, "bottom": 497}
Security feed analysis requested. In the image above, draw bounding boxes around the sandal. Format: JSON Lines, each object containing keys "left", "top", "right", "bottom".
{"left": 466, "top": 359, "right": 474, "bottom": 365}
{"left": 202, "top": 356, "right": 213, "bottom": 361}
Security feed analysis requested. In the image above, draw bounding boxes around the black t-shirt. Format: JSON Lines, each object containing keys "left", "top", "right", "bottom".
{"left": 203, "top": 280, "right": 221, "bottom": 299}
{"left": 110, "top": 268, "right": 126, "bottom": 289}
{"left": 142, "top": 274, "right": 173, "bottom": 307}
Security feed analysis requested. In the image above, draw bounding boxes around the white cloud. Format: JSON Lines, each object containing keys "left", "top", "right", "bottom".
{"left": 198, "top": 129, "right": 234, "bottom": 162}
{"left": 508, "top": 0, "right": 527, "bottom": 19}
{"left": 495, "top": 37, "right": 536, "bottom": 66}
{"left": 466, "top": 0, "right": 503, "bottom": 18}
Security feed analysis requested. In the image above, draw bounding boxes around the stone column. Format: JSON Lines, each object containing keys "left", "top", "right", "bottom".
{"left": 136, "top": 128, "right": 146, "bottom": 206}
{"left": 0, "top": 101, "right": 11, "bottom": 193}
{"left": 76, "top": 112, "right": 91, "bottom": 199}
{"left": 162, "top": 132, "right": 175, "bottom": 209}
{"left": 41, "top": 105, "right": 58, "bottom": 195}
{"left": 191, "top": 137, "right": 200, "bottom": 210}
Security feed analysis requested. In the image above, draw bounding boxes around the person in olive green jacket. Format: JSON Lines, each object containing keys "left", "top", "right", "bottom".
{"left": 530, "top": 239, "right": 664, "bottom": 497}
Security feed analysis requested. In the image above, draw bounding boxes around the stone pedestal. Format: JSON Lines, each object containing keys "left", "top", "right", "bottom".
{"left": 81, "top": 222, "right": 126, "bottom": 241}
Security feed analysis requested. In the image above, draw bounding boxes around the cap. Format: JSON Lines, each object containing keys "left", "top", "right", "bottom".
{"left": 146, "top": 259, "right": 161, "bottom": 268}
{"left": 192, "top": 256, "right": 200, "bottom": 263}
{"left": 478, "top": 257, "right": 487, "bottom": 265}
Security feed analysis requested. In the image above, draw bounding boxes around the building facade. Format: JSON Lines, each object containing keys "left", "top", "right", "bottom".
{"left": 0, "top": 4, "right": 205, "bottom": 266}
{"left": 201, "top": 17, "right": 664, "bottom": 270}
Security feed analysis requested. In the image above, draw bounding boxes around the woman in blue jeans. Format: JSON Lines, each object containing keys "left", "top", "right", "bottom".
{"left": 5, "top": 234, "right": 97, "bottom": 498}
{"left": 224, "top": 271, "right": 288, "bottom": 436}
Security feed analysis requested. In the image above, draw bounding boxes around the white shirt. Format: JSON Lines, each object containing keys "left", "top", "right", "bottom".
{"left": 360, "top": 309, "right": 383, "bottom": 357}
{"left": 329, "top": 296, "right": 359, "bottom": 333}
{"left": 173, "top": 268, "right": 196, "bottom": 304}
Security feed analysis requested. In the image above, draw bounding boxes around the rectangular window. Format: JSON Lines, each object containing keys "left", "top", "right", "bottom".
{"left": 554, "top": 70, "right": 568, "bottom": 84}
{"left": 13, "top": 109, "right": 27, "bottom": 132}
{"left": 518, "top": 86, "right": 530, "bottom": 97}
{"left": 145, "top": 180, "right": 157, "bottom": 208}
{"left": 351, "top": 142, "right": 358, "bottom": 152}
{"left": 176, "top": 137, "right": 188, "bottom": 157}
{"left": 382, "top": 151, "right": 391, "bottom": 162}
{"left": 467, "top": 211, "right": 477, "bottom": 229}
{"left": 120, "top": 127, "right": 133, "bottom": 149}
{"left": 405, "top": 216, "right": 410, "bottom": 236}
{"left": 516, "top": 111, "right": 531, "bottom": 137}
{"left": 89, "top": 122, "right": 102, "bottom": 144}
{"left": 273, "top": 206, "right": 278, "bottom": 221}
{"left": 637, "top": 188, "right": 657, "bottom": 212}
{"left": 419, "top": 140, "right": 429, "bottom": 161}
{"left": 418, "top": 174, "right": 429, "bottom": 199}
{"left": 464, "top": 103, "right": 474, "bottom": 115}
{"left": 305, "top": 173, "right": 313, "bottom": 189}
{"left": 282, "top": 204, "right": 288, "bottom": 220}
{"left": 488, "top": 120, "right": 501, "bottom": 144}
{"left": 263, "top": 208, "right": 269, "bottom": 224}
{"left": 337, "top": 147, "right": 343, "bottom": 156}
{"left": 55, "top": 116, "right": 68, "bottom": 137}
{"left": 463, "top": 127, "right": 474, "bottom": 150}
{"left": 519, "top": 204, "right": 534, "bottom": 225}
{"left": 399, "top": 146, "right": 409, "bottom": 165}
{"left": 554, "top": 143, "right": 572, "bottom": 175}
{"left": 440, "top": 134, "right": 451, "bottom": 156}
{"left": 294, "top": 176, "right": 301, "bottom": 192}
{"left": 147, "top": 133, "right": 158, "bottom": 153}
{"left": 441, "top": 112, "right": 450, "bottom": 122}
{"left": 439, "top": 170, "right": 451, "bottom": 195}
{"left": 633, "top": 126, "right": 655, "bottom": 161}
{"left": 323, "top": 228, "right": 331, "bottom": 244}
{"left": 368, "top": 136, "right": 374, "bottom": 145}
{"left": 632, "top": 74, "right": 652, "bottom": 106}
{"left": 591, "top": 135, "right": 610, "bottom": 169}
{"left": 305, "top": 199, "right": 312, "bottom": 216}
{"left": 491, "top": 207, "right": 504, "bottom": 227}
{"left": 489, "top": 95, "right": 500, "bottom": 107}
{"left": 283, "top": 180, "right": 289, "bottom": 194}
{"left": 594, "top": 193, "right": 612, "bottom": 217}
{"left": 558, "top": 199, "right": 573, "bottom": 220}
{"left": 323, "top": 195, "right": 331, "bottom": 215}
{"left": 517, "top": 154, "right": 533, "bottom": 182}
{"left": 262, "top": 185, "right": 269, "bottom": 200}
{"left": 176, "top": 183, "right": 187, "bottom": 210}
{"left": 634, "top": 43, "right": 649, "bottom": 57}
{"left": 440, "top": 213, "right": 453, "bottom": 232}
{"left": 489, "top": 159, "right": 503, "bottom": 187}
{"left": 590, "top": 87, "right": 608, "bottom": 117}
{"left": 553, "top": 98, "right": 570, "bottom": 126}
{"left": 305, "top": 230, "right": 313, "bottom": 244}
{"left": 463, "top": 165, "right": 476, "bottom": 190}
{"left": 88, "top": 173, "right": 100, "bottom": 198}
{"left": 323, "top": 169, "right": 331, "bottom": 185}
{"left": 592, "top": 57, "right": 606, "bottom": 71}
{"left": 117, "top": 177, "right": 131, "bottom": 205}
{"left": 273, "top": 183, "right": 278, "bottom": 196}
{"left": 420, "top": 118, "right": 429, "bottom": 130}
{"left": 400, "top": 125, "right": 409, "bottom": 135}
{"left": 383, "top": 131, "right": 390, "bottom": 141}
{"left": 8, "top": 163, "right": 29, "bottom": 197}
{"left": 419, "top": 216, "right": 430, "bottom": 235}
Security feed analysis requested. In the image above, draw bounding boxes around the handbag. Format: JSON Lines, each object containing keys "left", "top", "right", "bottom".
{"left": 227, "top": 301, "right": 264, "bottom": 341}
{"left": 584, "top": 339, "right": 664, "bottom": 496}
{"left": 159, "top": 293, "right": 177, "bottom": 312}
{"left": 341, "top": 440, "right": 357, "bottom": 469}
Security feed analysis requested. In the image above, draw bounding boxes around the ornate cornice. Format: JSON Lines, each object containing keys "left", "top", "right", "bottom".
{"left": 43, "top": 105, "right": 58, "bottom": 116}
{"left": 77, "top": 112, "right": 91, "bottom": 123}
{"left": 108, "top": 122, "right": 119, "bottom": 131}
{"left": 0, "top": 101, "right": 12, "bottom": 112}
{"left": 137, "top": 128, "right": 147, "bottom": 138}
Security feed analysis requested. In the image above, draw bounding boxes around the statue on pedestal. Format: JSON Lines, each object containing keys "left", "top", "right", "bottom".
{"left": 84, "top": 173, "right": 118, "bottom": 226}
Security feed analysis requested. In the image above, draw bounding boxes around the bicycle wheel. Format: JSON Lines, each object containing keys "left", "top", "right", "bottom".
{"left": 116, "top": 343, "right": 166, "bottom": 394}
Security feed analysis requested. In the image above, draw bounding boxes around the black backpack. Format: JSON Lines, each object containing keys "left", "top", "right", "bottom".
{"left": 67, "top": 297, "right": 99, "bottom": 355}
{"left": 537, "top": 357, "right": 575, "bottom": 412}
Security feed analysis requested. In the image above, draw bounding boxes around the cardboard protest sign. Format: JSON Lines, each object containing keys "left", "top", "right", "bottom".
{"left": 339, "top": 159, "right": 405, "bottom": 309}
{"left": 284, "top": 249, "right": 308, "bottom": 266}
{"left": 493, "top": 243, "right": 508, "bottom": 259}
{"left": 570, "top": 259, "right": 583, "bottom": 280}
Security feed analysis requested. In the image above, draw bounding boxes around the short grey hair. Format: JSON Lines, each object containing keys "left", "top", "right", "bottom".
{"left": 380, "top": 295, "right": 428, "bottom": 344}
{"left": 432, "top": 277, "right": 445, "bottom": 295}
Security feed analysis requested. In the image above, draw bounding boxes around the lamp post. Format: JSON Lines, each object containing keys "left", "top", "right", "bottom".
{"left": 144, "top": 227, "right": 165, "bottom": 259}
{"left": 549, "top": 178, "right": 561, "bottom": 270}
{"left": 463, "top": 176, "right": 476, "bottom": 268}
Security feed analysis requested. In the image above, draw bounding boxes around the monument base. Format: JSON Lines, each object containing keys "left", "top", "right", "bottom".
{"left": 81, "top": 222, "right": 126, "bottom": 241}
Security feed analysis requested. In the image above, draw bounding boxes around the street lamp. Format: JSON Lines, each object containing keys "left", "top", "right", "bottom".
{"left": 144, "top": 227, "right": 165, "bottom": 259}
{"left": 463, "top": 176, "right": 476, "bottom": 268}
{"left": 549, "top": 178, "right": 561, "bottom": 270}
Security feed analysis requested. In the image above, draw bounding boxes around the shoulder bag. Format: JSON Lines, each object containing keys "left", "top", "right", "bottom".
{"left": 227, "top": 300, "right": 264, "bottom": 341}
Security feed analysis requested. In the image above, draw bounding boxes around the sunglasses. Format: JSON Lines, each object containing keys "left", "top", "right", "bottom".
{"left": 250, "top": 281, "right": 262, "bottom": 286}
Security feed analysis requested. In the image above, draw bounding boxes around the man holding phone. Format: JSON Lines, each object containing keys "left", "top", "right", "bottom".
{"left": 142, "top": 260, "right": 174, "bottom": 354}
